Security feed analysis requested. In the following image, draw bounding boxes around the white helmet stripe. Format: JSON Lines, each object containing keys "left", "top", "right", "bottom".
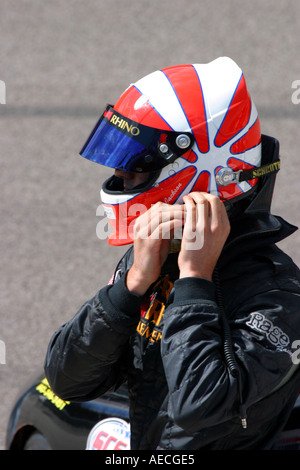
{"left": 193, "top": 58, "right": 243, "bottom": 144}
{"left": 134, "top": 70, "right": 191, "bottom": 132}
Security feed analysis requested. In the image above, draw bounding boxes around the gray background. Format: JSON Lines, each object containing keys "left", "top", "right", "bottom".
{"left": 1, "top": 0, "right": 299, "bottom": 450}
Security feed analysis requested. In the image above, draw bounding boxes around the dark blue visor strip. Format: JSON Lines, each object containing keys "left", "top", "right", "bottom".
{"left": 79, "top": 106, "right": 193, "bottom": 172}
{"left": 80, "top": 118, "right": 155, "bottom": 171}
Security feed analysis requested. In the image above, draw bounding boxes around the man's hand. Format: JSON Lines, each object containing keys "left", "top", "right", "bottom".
{"left": 178, "top": 192, "right": 230, "bottom": 281}
{"left": 126, "top": 193, "right": 230, "bottom": 295}
{"left": 126, "top": 202, "right": 184, "bottom": 296}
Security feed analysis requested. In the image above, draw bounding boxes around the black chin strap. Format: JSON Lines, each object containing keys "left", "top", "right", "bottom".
{"left": 216, "top": 160, "right": 280, "bottom": 186}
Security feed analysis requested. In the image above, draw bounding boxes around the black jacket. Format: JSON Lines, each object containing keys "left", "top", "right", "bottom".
{"left": 45, "top": 135, "right": 300, "bottom": 449}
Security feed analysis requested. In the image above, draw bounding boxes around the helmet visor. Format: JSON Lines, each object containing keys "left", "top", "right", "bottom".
{"left": 80, "top": 105, "right": 193, "bottom": 172}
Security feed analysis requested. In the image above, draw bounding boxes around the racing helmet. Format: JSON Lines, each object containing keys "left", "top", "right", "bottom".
{"left": 80, "top": 57, "right": 262, "bottom": 245}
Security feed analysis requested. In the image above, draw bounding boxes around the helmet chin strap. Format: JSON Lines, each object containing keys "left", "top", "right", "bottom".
{"left": 216, "top": 160, "right": 280, "bottom": 187}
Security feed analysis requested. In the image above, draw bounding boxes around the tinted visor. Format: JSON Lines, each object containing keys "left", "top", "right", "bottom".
{"left": 80, "top": 105, "right": 193, "bottom": 172}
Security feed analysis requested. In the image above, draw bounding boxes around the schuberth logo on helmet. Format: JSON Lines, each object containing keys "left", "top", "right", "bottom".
{"left": 252, "top": 161, "right": 280, "bottom": 178}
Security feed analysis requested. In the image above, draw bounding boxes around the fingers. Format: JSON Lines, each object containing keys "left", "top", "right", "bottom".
{"left": 133, "top": 192, "right": 230, "bottom": 245}
{"left": 184, "top": 191, "right": 229, "bottom": 230}
{"left": 178, "top": 192, "right": 230, "bottom": 280}
{"left": 133, "top": 202, "right": 185, "bottom": 241}
{"left": 181, "top": 191, "right": 230, "bottom": 249}
{"left": 129, "top": 202, "right": 185, "bottom": 294}
{"left": 182, "top": 193, "right": 206, "bottom": 249}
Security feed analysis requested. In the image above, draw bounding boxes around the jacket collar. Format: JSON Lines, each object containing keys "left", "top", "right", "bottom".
{"left": 225, "top": 212, "right": 297, "bottom": 252}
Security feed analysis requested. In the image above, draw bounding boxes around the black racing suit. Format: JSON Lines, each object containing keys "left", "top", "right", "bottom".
{"left": 45, "top": 135, "right": 300, "bottom": 449}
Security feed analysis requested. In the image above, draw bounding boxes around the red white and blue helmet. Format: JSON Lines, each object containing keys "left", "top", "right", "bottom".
{"left": 80, "top": 57, "right": 262, "bottom": 245}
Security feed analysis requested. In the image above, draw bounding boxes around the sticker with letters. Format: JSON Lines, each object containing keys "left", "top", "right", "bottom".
{"left": 86, "top": 418, "right": 131, "bottom": 450}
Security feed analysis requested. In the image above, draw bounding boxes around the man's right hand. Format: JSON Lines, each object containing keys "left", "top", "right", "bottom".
{"left": 126, "top": 202, "right": 184, "bottom": 296}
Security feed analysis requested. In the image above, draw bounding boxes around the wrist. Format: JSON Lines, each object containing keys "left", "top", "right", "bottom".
{"left": 179, "top": 269, "right": 212, "bottom": 281}
{"left": 126, "top": 267, "right": 152, "bottom": 296}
